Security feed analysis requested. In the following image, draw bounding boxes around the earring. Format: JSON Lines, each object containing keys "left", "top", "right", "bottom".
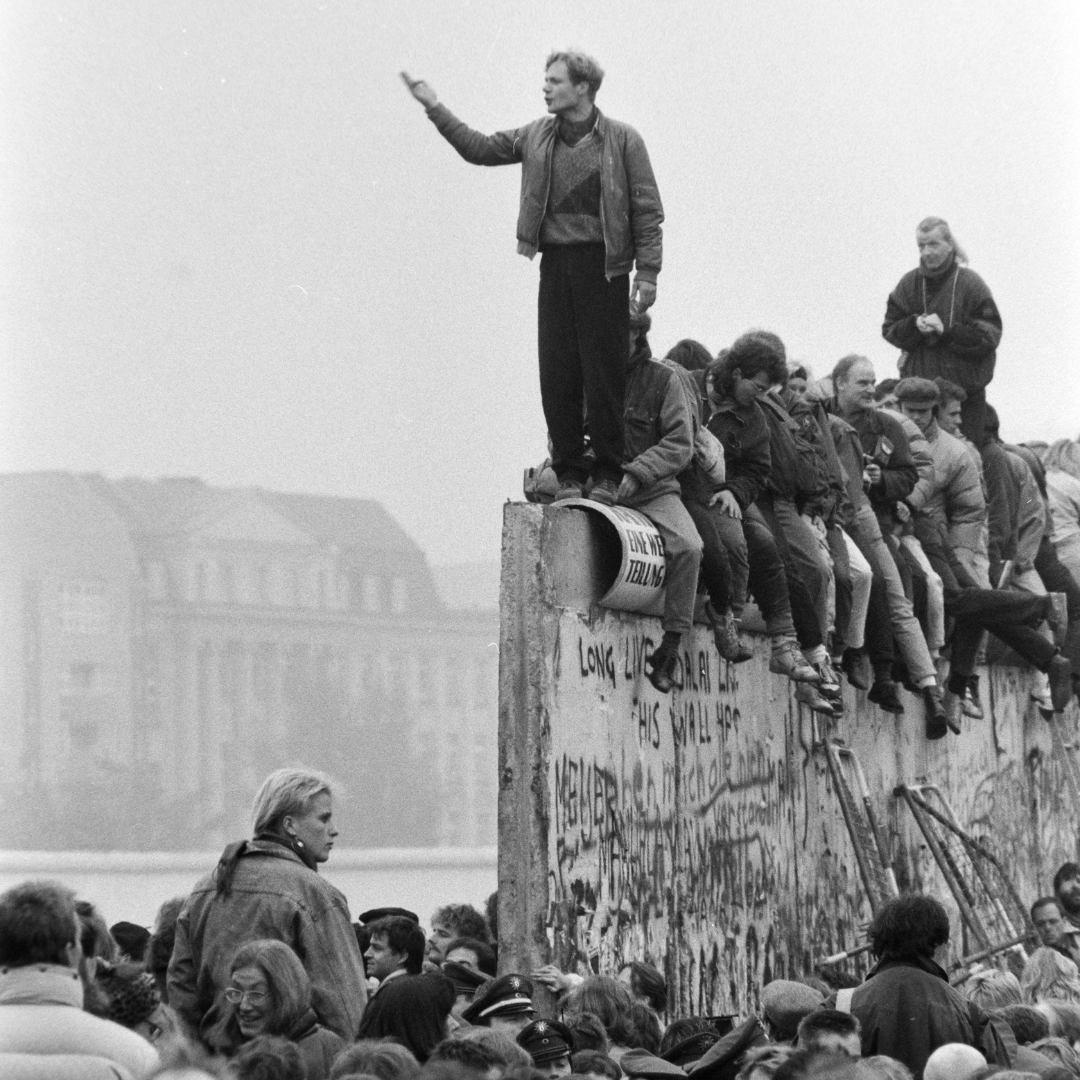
{"left": 294, "top": 839, "right": 305, "bottom": 849}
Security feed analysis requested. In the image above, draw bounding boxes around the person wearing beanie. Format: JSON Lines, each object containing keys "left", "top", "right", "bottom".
{"left": 616, "top": 309, "right": 703, "bottom": 692}
{"left": 883, "top": 216, "right": 1002, "bottom": 447}
{"left": 110, "top": 922, "right": 150, "bottom": 965}
{"left": 896, "top": 378, "right": 1073, "bottom": 718}
{"left": 403, "top": 51, "right": 662, "bottom": 507}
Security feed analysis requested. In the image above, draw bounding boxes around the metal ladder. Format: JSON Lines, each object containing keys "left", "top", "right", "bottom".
{"left": 895, "top": 782, "right": 1033, "bottom": 970}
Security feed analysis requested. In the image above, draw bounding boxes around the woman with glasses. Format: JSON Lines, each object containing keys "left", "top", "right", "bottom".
{"left": 218, "top": 939, "right": 344, "bottom": 1079}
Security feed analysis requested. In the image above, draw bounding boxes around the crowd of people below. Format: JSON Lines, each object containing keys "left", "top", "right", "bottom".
{"left": 526, "top": 222, "right": 1080, "bottom": 741}
{"left": 5, "top": 769, "right": 1080, "bottom": 1080}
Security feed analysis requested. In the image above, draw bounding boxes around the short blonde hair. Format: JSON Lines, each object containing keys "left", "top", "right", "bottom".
{"left": 1021, "top": 946, "right": 1080, "bottom": 1004}
{"left": 251, "top": 767, "right": 333, "bottom": 836}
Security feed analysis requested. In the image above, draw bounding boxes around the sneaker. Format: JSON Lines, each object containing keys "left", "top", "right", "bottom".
{"left": 1049, "top": 654, "right": 1073, "bottom": 713}
{"left": 943, "top": 688, "right": 963, "bottom": 735}
{"left": 815, "top": 658, "right": 843, "bottom": 700}
{"left": 554, "top": 479, "right": 584, "bottom": 502}
{"left": 795, "top": 681, "right": 837, "bottom": 716}
{"left": 841, "top": 648, "right": 872, "bottom": 691}
{"left": 770, "top": 640, "right": 821, "bottom": 683}
{"left": 961, "top": 687, "right": 983, "bottom": 719}
{"left": 868, "top": 679, "right": 905, "bottom": 715}
{"left": 587, "top": 478, "right": 619, "bottom": 506}
{"left": 646, "top": 638, "right": 681, "bottom": 694}
{"left": 924, "top": 684, "right": 949, "bottom": 740}
{"left": 711, "top": 606, "right": 753, "bottom": 663}
{"left": 1048, "top": 592, "right": 1070, "bottom": 650}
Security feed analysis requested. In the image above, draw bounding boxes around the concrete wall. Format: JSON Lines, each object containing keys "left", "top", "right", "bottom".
{"left": 496, "top": 502, "right": 1080, "bottom": 1017}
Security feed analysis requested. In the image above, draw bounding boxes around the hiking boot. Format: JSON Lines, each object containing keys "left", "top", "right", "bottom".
{"left": 924, "top": 684, "right": 949, "bottom": 740}
{"left": 710, "top": 606, "right": 753, "bottom": 663}
{"left": 868, "top": 679, "right": 904, "bottom": 715}
{"left": 587, "top": 477, "right": 619, "bottom": 506}
{"left": 960, "top": 687, "right": 983, "bottom": 719}
{"left": 1049, "top": 654, "right": 1073, "bottom": 713}
{"left": 769, "top": 640, "right": 820, "bottom": 683}
{"left": 1047, "top": 592, "right": 1070, "bottom": 650}
{"left": 646, "top": 637, "right": 682, "bottom": 694}
{"left": 795, "top": 681, "right": 837, "bottom": 717}
{"left": 554, "top": 478, "right": 584, "bottom": 502}
{"left": 841, "top": 648, "right": 872, "bottom": 691}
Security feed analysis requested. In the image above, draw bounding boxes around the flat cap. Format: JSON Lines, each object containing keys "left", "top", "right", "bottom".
{"left": 461, "top": 973, "right": 536, "bottom": 1025}
{"left": 358, "top": 907, "right": 419, "bottom": 924}
{"left": 661, "top": 1031, "right": 720, "bottom": 1068}
{"left": 517, "top": 1018, "right": 575, "bottom": 1064}
{"left": 894, "top": 377, "right": 940, "bottom": 406}
{"left": 759, "top": 980, "right": 824, "bottom": 1039}
{"left": 688, "top": 1017, "right": 768, "bottom": 1080}
{"left": 621, "top": 1049, "right": 688, "bottom": 1079}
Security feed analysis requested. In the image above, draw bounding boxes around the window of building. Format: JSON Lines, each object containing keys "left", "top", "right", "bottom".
{"left": 147, "top": 562, "right": 170, "bottom": 600}
{"left": 317, "top": 569, "right": 328, "bottom": 610}
{"left": 60, "top": 662, "right": 100, "bottom": 692}
{"left": 58, "top": 581, "right": 106, "bottom": 635}
{"left": 220, "top": 563, "right": 236, "bottom": 604}
{"left": 287, "top": 565, "right": 302, "bottom": 608}
{"left": 391, "top": 577, "right": 408, "bottom": 615}
{"left": 362, "top": 575, "right": 381, "bottom": 613}
{"left": 193, "top": 562, "right": 211, "bottom": 602}
{"left": 256, "top": 565, "right": 271, "bottom": 605}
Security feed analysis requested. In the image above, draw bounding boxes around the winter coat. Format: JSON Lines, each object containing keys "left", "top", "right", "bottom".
{"left": 0, "top": 964, "right": 158, "bottom": 1079}
{"left": 168, "top": 839, "right": 367, "bottom": 1046}
{"left": 1047, "top": 469, "right": 1080, "bottom": 547}
{"left": 706, "top": 399, "right": 772, "bottom": 512}
{"left": 982, "top": 441, "right": 1020, "bottom": 575}
{"left": 758, "top": 392, "right": 828, "bottom": 507}
{"left": 883, "top": 259, "right": 1002, "bottom": 391}
{"left": 906, "top": 419, "right": 985, "bottom": 554}
{"left": 426, "top": 104, "right": 663, "bottom": 282}
{"left": 1007, "top": 447, "right": 1047, "bottom": 572}
{"left": 621, "top": 352, "right": 695, "bottom": 501}
{"left": 834, "top": 956, "right": 1008, "bottom": 1079}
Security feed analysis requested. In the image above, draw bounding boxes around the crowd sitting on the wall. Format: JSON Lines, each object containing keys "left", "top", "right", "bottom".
{"left": 8, "top": 769, "right": 1080, "bottom": 1080}
{"left": 525, "top": 223, "right": 1080, "bottom": 743}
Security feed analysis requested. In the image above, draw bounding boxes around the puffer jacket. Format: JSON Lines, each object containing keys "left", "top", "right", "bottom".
{"left": 426, "top": 104, "right": 663, "bottom": 282}
{"left": 906, "top": 419, "right": 984, "bottom": 552}
{"left": 621, "top": 350, "right": 694, "bottom": 500}
{"left": 168, "top": 839, "right": 366, "bottom": 1046}
{"left": 0, "top": 965, "right": 158, "bottom": 1079}
{"left": 883, "top": 259, "right": 1002, "bottom": 391}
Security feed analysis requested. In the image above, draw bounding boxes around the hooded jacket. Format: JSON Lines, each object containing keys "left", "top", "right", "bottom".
{"left": 883, "top": 258, "right": 1002, "bottom": 392}
{"left": 425, "top": 104, "right": 663, "bottom": 283}
{"left": 167, "top": 839, "right": 367, "bottom": 1046}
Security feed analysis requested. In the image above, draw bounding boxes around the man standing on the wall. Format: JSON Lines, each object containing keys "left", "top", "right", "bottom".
{"left": 402, "top": 53, "right": 664, "bottom": 506}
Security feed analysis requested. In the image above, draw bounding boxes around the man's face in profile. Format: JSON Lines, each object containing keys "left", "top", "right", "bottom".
{"left": 1058, "top": 875, "right": 1080, "bottom": 916}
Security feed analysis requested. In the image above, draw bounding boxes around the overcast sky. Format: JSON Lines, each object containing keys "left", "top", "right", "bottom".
{"left": 2, "top": 0, "right": 1078, "bottom": 567}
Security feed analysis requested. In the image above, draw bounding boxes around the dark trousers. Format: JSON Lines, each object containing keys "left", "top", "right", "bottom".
{"left": 756, "top": 497, "right": 825, "bottom": 650}
{"left": 1035, "top": 535, "right": 1080, "bottom": 677}
{"left": 962, "top": 388, "right": 988, "bottom": 448}
{"left": 685, "top": 500, "right": 733, "bottom": 612}
{"left": 538, "top": 244, "right": 629, "bottom": 484}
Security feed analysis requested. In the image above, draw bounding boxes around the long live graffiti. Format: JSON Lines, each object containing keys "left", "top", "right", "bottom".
{"left": 498, "top": 504, "right": 1080, "bottom": 1017}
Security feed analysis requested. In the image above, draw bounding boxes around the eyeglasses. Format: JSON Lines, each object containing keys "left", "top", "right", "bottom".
{"left": 225, "top": 987, "right": 268, "bottom": 1005}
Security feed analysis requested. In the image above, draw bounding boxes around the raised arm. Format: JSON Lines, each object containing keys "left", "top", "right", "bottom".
{"left": 401, "top": 70, "right": 527, "bottom": 167}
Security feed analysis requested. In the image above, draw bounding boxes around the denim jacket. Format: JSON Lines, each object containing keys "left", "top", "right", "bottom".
{"left": 168, "top": 840, "right": 367, "bottom": 1046}
{"left": 426, "top": 104, "right": 663, "bottom": 282}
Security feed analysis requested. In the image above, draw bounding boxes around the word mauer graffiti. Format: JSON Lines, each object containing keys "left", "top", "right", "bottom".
{"left": 498, "top": 503, "right": 1080, "bottom": 1018}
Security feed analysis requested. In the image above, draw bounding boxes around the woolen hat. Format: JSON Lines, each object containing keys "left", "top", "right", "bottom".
{"left": 517, "top": 1018, "right": 575, "bottom": 1064}
{"left": 759, "top": 979, "right": 824, "bottom": 1039}
{"left": 895, "top": 377, "right": 940, "bottom": 406}
{"left": 621, "top": 1048, "right": 688, "bottom": 1079}
{"left": 460, "top": 973, "right": 536, "bottom": 1025}
{"left": 97, "top": 962, "right": 160, "bottom": 1029}
{"left": 629, "top": 308, "right": 652, "bottom": 333}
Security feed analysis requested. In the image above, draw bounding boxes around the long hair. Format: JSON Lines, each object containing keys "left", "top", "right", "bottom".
{"left": 563, "top": 976, "right": 637, "bottom": 1047}
{"left": 229, "top": 939, "right": 313, "bottom": 1035}
{"left": 1044, "top": 439, "right": 1080, "bottom": 481}
{"left": 963, "top": 968, "right": 1022, "bottom": 1011}
{"left": 917, "top": 216, "right": 969, "bottom": 265}
{"left": 1021, "top": 947, "right": 1080, "bottom": 1004}
{"left": 251, "top": 768, "right": 333, "bottom": 837}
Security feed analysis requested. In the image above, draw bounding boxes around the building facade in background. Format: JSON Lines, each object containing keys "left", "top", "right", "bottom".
{"left": 0, "top": 473, "right": 498, "bottom": 851}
